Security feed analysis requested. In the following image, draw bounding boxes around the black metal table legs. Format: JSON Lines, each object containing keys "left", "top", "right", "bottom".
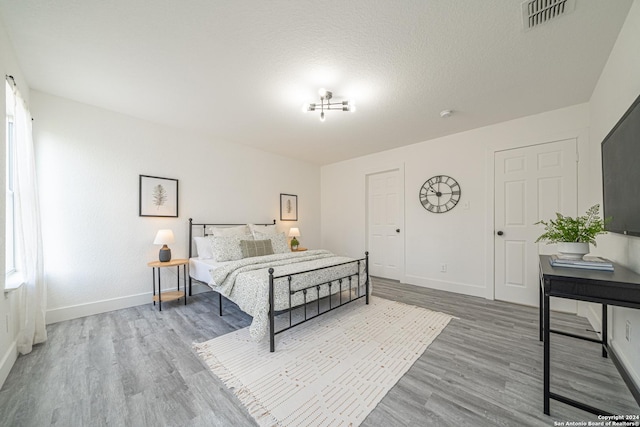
{"left": 541, "top": 285, "right": 613, "bottom": 416}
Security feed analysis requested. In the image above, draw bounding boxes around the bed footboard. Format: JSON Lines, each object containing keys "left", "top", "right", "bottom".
{"left": 268, "top": 252, "right": 370, "bottom": 352}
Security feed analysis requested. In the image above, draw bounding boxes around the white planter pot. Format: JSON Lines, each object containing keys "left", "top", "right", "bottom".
{"left": 557, "top": 242, "right": 590, "bottom": 260}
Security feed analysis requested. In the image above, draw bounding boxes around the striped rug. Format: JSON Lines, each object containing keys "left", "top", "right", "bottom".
{"left": 194, "top": 296, "right": 454, "bottom": 427}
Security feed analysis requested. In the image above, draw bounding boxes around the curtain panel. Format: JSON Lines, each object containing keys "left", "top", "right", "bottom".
{"left": 7, "top": 81, "right": 47, "bottom": 354}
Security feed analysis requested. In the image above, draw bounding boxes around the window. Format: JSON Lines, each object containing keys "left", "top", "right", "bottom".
{"left": 6, "top": 81, "right": 16, "bottom": 275}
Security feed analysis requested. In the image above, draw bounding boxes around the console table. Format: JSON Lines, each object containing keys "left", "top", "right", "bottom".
{"left": 539, "top": 255, "right": 640, "bottom": 416}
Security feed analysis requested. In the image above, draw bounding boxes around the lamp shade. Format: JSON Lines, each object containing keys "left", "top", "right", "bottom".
{"left": 153, "top": 229, "right": 175, "bottom": 245}
{"left": 288, "top": 227, "right": 300, "bottom": 238}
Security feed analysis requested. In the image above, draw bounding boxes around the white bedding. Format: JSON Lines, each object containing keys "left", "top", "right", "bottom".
{"left": 189, "top": 257, "right": 229, "bottom": 284}
{"left": 190, "top": 250, "right": 368, "bottom": 342}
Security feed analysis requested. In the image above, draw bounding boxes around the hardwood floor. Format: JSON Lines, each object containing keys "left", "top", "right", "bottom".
{"left": 0, "top": 278, "right": 637, "bottom": 426}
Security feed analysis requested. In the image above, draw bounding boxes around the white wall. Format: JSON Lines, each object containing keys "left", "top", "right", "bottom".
{"left": 0, "top": 16, "right": 30, "bottom": 389}
{"left": 321, "top": 0, "right": 640, "bottom": 391}
{"left": 321, "top": 103, "right": 589, "bottom": 299}
{"left": 587, "top": 0, "right": 640, "bottom": 389}
{"left": 31, "top": 91, "right": 321, "bottom": 323}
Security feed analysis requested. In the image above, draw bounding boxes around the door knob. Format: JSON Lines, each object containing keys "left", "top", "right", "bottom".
{"left": 396, "top": 229, "right": 400, "bottom": 233}
{"left": 497, "top": 230, "right": 504, "bottom": 236}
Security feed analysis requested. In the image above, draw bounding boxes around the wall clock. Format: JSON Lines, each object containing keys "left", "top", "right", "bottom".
{"left": 419, "top": 175, "right": 461, "bottom": 213}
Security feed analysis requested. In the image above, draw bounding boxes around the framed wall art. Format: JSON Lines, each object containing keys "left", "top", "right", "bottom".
{"left": 139, "top": 175, "right": 179, "bottom": 217}
{"left": 280, "top": 193, "right": 298, "bottom": 221}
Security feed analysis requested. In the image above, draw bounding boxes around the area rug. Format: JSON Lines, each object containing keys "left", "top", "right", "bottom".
{"left": 194, "top": 296, "right": 454, "bottom": 427}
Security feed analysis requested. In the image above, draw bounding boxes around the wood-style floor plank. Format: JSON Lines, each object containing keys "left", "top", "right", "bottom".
{"left": 0, "top": 278, "right": 637, "bottom": 426}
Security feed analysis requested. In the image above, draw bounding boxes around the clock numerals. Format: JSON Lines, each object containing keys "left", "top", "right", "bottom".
{"left": 445, "top": 199, "right": 458, "bottom": 211}
{"left": 419, "top": 175, "right": 461, "bottom": 214}
{"left": 424, "top": 203, "right": 437, "bottom": 213}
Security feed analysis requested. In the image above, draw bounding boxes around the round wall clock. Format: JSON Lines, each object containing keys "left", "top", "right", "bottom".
{"left": 419, "top": 175, "right": 461, "bottom": 213}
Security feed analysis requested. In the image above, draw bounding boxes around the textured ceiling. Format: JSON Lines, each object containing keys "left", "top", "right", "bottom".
{"left": 0, "top": 0, "right": 633, "bottom": 165}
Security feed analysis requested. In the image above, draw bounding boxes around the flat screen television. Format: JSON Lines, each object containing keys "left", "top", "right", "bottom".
{"left": 601, "top": 93, "right": 640, "bottom": 237}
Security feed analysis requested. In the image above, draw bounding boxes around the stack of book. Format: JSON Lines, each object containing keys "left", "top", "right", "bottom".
{"left": 549, "top": 255, "right": 614, "bottom": 271}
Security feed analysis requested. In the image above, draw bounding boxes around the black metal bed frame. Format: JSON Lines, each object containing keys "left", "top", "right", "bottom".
{"left": 188, "top": 218, "right": 370, "bottom": 352}
{"left": 187, "top": 219, "right": 276, "bottom": 315}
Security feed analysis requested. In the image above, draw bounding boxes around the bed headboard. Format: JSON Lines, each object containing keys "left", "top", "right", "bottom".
{"left": 188, "top": 218, "right": 277, "bottom": 258}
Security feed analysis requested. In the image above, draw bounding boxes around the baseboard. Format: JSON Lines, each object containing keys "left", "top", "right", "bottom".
{"left": 403, "top": 274, "right": 487, "bottom": 298}
{"left": 583, "top": 305, "right": 640, "bottom": 404}
{"left": 46, "top": 292, "right": 152, "bottom": 324}
{"left": 46, "top": 284, "right": 213, "bottom": 324}
{"left": 0, "top": 339, "right": 17, "bottom": 390}
{"left": 609, "top": 342, "right": 640, "bottom": 405}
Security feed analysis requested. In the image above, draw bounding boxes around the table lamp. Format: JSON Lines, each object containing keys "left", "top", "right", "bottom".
{"left": 154, "top": 229, "right": 175, "bottom": 262}
{"left": 289, "top": 227, "right": 300, "bottom": 250}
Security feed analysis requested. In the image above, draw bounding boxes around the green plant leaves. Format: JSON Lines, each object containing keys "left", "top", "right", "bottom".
{"left": 534, "top": 204, "right": 609, "bottom": 246}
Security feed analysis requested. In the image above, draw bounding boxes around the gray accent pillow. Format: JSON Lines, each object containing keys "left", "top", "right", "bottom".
{"left": 240, "top": 239, "right": 274, "bottom": 258}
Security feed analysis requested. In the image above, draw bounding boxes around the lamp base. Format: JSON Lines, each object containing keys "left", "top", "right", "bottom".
{"left": 159, "top": 245, "right": 172, "bottom": 262}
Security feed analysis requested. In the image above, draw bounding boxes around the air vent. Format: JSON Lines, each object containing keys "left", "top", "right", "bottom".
{"left": 521, "top": 0, "right": 575, "bottom": 30}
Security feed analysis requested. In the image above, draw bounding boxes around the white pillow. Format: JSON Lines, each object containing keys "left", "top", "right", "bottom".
{"left": 254, "top": 230, "right": 289, "bottom": 254}
{"left": 249, "top": 223, "right": 278, "bottom": 238}
{"left": 193, "top": 236, "right": 214, "bottom": 259}
{"left": 210, "top": 235, "right": 245, "bottom": 261}
{"left": 209, "top": 225, "right": 251, "bottom": 237}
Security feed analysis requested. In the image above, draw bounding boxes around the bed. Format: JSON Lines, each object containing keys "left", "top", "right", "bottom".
{"left": 188, "top": 219, "right": 370, "bottom": 351}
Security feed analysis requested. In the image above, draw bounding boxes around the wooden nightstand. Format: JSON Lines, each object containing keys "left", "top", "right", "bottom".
{"left": 147, "top": 259, "right": 188, "bottom": 311}
{"left": 291, "top": 247, "right": 308, "bottom": 252}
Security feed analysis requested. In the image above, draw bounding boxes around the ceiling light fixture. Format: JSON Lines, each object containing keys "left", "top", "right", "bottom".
{"left": 303, "top": 88, "right": 355, "bottom": 121}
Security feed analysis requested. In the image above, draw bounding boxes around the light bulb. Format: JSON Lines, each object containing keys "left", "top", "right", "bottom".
{"left": 302, "top": 103, "right": 309, "bottom": 113}
{"left": 318, "top": 88, "right": 327, "bottom": 98}
{"left": 349, "top": 101, "right": 356, "bottom": 113}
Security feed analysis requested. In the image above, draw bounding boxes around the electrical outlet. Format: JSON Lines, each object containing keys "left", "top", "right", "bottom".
{"left": 626, "top": 320, "right": 631, "bottom": 342}
{"left": 440, "top": 264, "right": 447, "bottom": 273}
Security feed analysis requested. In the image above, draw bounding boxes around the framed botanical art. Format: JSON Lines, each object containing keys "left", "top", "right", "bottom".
{"left": 280, "top": 193, "right": 298, "bottom": 221}
{"left": 139, "top": 175, "right": 179, "bottom": 217}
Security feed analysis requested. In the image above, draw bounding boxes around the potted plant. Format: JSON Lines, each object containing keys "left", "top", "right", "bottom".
{"left": 290, "top": 236, "right": 299, "bottom": 250}
{"left": 535, "top": 204, "right": 609, "bottom": 259}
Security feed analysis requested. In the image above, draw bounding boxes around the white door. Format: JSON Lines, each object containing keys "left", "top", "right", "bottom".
{"left": 494, "top": 139, "right": 578, "bottom": 309}
{"left": 367, "top": 169, "right": 403, "bottom": 280}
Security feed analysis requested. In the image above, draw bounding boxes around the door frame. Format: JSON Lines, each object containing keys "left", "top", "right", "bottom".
{"left": 484, "top": 128, "right": 590, "bottom": 301}
{"left": 364, "top": 163, "right": 406, "bottom": 282}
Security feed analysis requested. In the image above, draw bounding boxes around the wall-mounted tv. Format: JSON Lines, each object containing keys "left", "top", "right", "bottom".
{"left": 601, "top": 93, "right": 640, "bottom": 237}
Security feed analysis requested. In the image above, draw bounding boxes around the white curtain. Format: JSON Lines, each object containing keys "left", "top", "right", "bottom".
{"left": 10, "top": 86, "right": 47, "bottom": 354}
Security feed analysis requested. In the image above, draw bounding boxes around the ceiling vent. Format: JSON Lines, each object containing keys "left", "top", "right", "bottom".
{"left": 521, "top": 0, "right": 575, "bottom": 31}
